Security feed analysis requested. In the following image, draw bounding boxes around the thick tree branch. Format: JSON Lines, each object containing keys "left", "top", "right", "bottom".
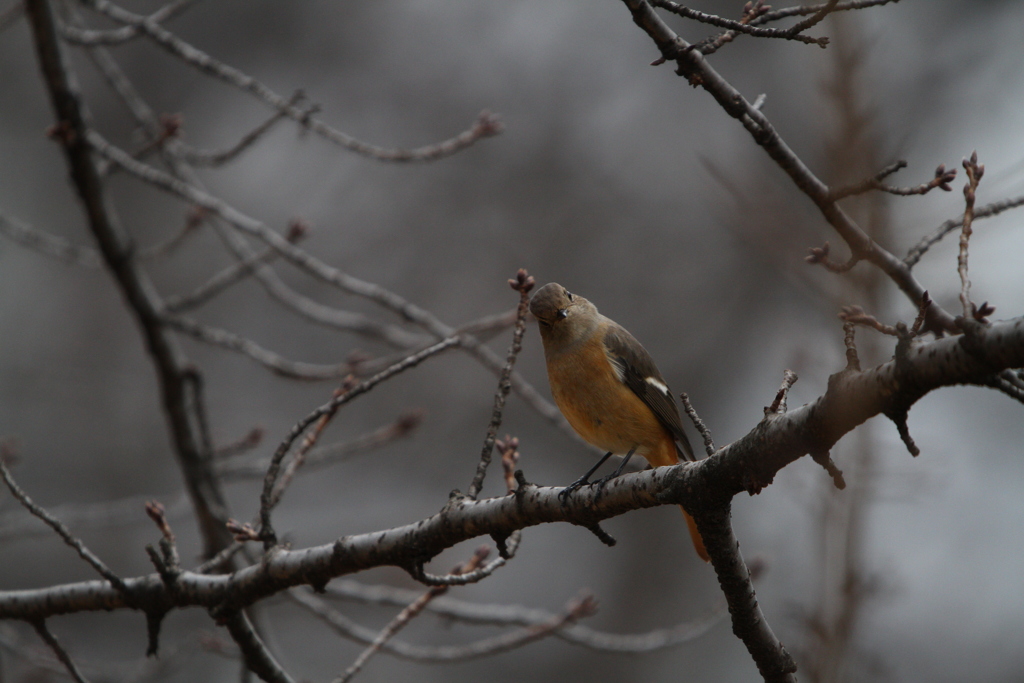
{"left": 23, "top": 0, "right": 232, "bottom": 558}
{"left": 3, "top": 316, "right": 1022, "bottom": 624}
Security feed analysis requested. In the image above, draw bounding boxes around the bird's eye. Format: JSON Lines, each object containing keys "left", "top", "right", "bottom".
{"left": 565, "top": 291, "right": 574, "bottom": 301}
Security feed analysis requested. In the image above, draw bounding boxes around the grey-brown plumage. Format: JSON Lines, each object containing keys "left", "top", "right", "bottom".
{"left": 601, "top": 324, "right": 695, "bottom": 462}
{"left": 531, "top": 282, "right": 708, "bottom": 561}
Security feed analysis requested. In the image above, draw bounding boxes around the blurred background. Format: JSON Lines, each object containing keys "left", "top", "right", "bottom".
{"left": 2, "top": 1, "right": 1023, "bottom": 681}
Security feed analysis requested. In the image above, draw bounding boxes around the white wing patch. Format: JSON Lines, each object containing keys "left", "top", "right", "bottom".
{"left": 645, "top": 376, "right": 670, "bottom": 396}
{"left": 605, "top": 350, "right": 627, "bottom": 384}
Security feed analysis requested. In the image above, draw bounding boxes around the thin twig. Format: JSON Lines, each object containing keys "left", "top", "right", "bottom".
{"left": 680, "top": 392, "right": 715, "bottom": 456}
{"left": 162, "top": 313, "right": 357, "bottom": 380}
{"left": 827, "top": 160, "right": 956, "bottom": 201}
{"left": 222, "top": 611, "right": 295, "bottom": 683}
{"left": 81, "top": 0, "right": 502, "bottom": 162}
{"left": 267, "top": 381, "right": 356, "bottom": 511}
{"left": 958, "top": 152, "right": 984, "bottom": 318}
{"left": 467, "top": 270, "right": 535, "bottom": 499}
{"left": 86, "top": 131, "right": 575, "bottom": 434}
{"left": 766, "top": 370, "right": 798, "bottom": 415}
{"left": 335, "top": 547, "right": 490, "bottom": 683}
{"left": 413, "top": 532, "right": 521, "bottom": 587}
{"left": 843, "top": 321, "right": 861, "bottom": 371}
{"left": 751, "top": 0, "right": 900, "bottom": 26}
{"left": 838, "top": 305, "right": 898, "bottom": 336}
{"left": 31, "top": 620, "right": 91, "bottom": 683}
{"left": 258, "top": 337, "right": 460, "bottom": 547}
{"left": 0, "top": 211, "right": 101, "bottom": 266}
{"left": 137, "top": 206, "right": 206, "bottom": 260}
{"left": 213, "top": 427, "right": 265, "bottom": 461}
{"left": 904, "top": 193, "right": 1024, "bottom": 267}
{"left": 653, "top": 0, "right": 827, "bottom": 46}
{"left": 58, "top": 0, "right": 194, "bottom": 45}
{"left": 1, "top": 454, "right": 129, "bottom": 594}
{"left": 805, "top": 241, "right": 861, "bottom": 273}
{"left": 317, "top": 578, "right": 726, "bottom": 651}
{"left": 178, "top": 93, "right": 304, "bottom": 167}
{"left": 293, "top": 587, "right": 600, "bottom": 663}
{"left": 163, "top": 245, "right": 279, "bottom": 311}
{"left": 217, "top": 413, "right": 421, "bottom": 480}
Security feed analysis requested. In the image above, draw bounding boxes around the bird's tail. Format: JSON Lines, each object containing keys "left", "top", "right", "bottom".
{"left": 681, "top": 507, "right": 710, "bottom": 562}
{"left": 664, "top": 440, "right": 709, "bottom": 562}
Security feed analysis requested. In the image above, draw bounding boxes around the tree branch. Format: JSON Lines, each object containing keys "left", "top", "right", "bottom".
{"left": 3, "top": 315, "right": 1022, "bottom": 623}
{"left": 622, "top": 0, "right": 959, "bottom": 334}
{"left": 23, "top": 0, "right": 233, "bottom": 559}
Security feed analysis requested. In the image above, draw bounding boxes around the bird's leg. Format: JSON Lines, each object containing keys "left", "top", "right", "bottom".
{"left": 559, "top": 451, "right": 615, "bottom": 502}
{"left": 592, "top": 448, "right": 636, "bottom": 500}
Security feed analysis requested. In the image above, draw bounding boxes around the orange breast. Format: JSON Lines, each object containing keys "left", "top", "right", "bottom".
{"left": 546, "top": 341, "right": 678, "bottom": 468}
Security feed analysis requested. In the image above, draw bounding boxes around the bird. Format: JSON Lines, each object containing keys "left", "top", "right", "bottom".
{"left": 529, "top": 282, "right": 709, "bottom": 562}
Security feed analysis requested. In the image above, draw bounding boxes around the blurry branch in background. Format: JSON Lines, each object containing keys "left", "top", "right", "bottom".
{"left": 333, "top": 547, "right": 492, "bottom": 683}
{"left": 77, "top": 0, "right": 503, "bottom": 162}
{"left": 217, "top": 412, "right": 422, "bottom": 480}
{"left": 0, "top": 211, "right": 103, "bottom": 266}
{"left": 316, "top": 578, "right": 726, "bottom": 653}
{"left": 793, "top": 17, "right": 888, "bottom": 681}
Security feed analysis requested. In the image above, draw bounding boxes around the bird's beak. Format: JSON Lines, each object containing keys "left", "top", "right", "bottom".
{"left": 556, "top": 309, "right": 568, "bottom": 320}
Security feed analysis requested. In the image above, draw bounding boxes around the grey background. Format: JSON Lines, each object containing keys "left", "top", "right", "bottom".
{"left": 2, "top": 1, "right": 1023, "bottom": 681}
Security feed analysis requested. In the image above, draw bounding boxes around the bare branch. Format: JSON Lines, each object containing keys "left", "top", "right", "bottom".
{"left": 177, "top": 95, "right": 302, "bottom": 167}
{"left": 0, "top": 210, "right": 101, "bottom": 267}
{"left": 217, "top": 413, "right": 421, "bottom": 480}
{"left": 827, "top": 160, "right": 957, "bottom": 201}
{"left": 58, "top": 0, "right": 194, "bottom": 45}
{"left": 80, "top": 0, "right": 502, "bottom": 162}
{"left": 334, "top": 547, "right": 490, "bottom": 683}
{"left": 628, "top": 0, "right": 959, "bottom": 334}
{"left": 958, "top": 152, "right": 985, "bottom": 318}
{"left": 693, "top": 504, "right": 797, "bottom": 683}
{"left": 838, "top": 305, "right": 898, "bottom": 336}
{"left": 467, "top": 270, "right": 535, "bottom": 499}
{"left": 904, "top": 192, "right": 1024, "bottom": 267}
{"left": 4, "top": 313, "right": 1022, "bottom": 623}
{"left": 805, "top": 241, "right": 861, "bottom": 273}
{"left": 652, "top": 0, "right": 828, "bottom": 47}
{"left": 0, "top": 491, "right": 191, "bottom": 541}
{"left": 318, "top": 579, "right": 726, "bottom": 652}
{"left": 87, "top": 131, "right": 576, "bottom": 435}
{"left": 222, "top": 611, "right": 295, "bottom": 683}
{"left": 1, "top": 453, "right": 129, "bottom": 594}
{"left": 292, "top": 587, "right": 600, "bottom": 663}
{"left": 413, "top": 531, "right": 521, "bottom": 586}
{"left": 680, "top": 392, "right": 715, "bottom": 455}
{"left": 753, "top": 0, "right": 899, "bottom": 26}
{"left": 766, "top": 370, "right": 798, "bottom": 415}
{"left": 258, "top": 337, "right": 460, "bottom": 547}
{"left": 162, "top": 312, "right": 357, "bottom": 380}
{"left": 24, "top": 0, "right": 233, "bottom": 558}
{"left": 31, "top": 620, "right": 91, "bottom": 683}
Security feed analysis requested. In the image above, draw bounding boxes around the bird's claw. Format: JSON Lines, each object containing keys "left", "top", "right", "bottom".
{"left": 558, "top": 476, "right": 590, "bottom": 503}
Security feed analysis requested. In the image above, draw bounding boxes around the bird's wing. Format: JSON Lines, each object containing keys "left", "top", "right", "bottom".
{"left": 602, "top": 322, "right": 695, "bottom": 461}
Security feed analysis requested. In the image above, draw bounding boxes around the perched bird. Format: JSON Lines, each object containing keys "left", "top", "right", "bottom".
{"left": 530, "top": 282, "right": 708, "bottom": 561}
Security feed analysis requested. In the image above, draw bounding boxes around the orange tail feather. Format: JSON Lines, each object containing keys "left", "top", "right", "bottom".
{"left": 681, "top": 507, "right": 710, "bottom": 562}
